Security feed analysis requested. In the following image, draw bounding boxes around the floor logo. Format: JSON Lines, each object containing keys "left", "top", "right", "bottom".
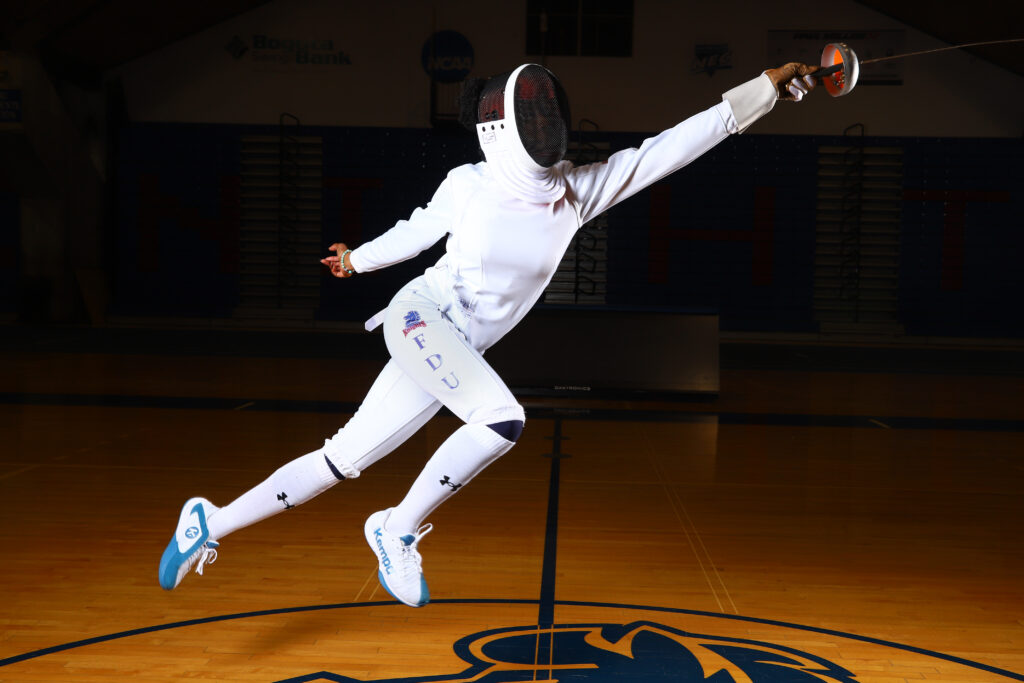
{"left": 277, "top": 621, "right": 857, "bottom": 682}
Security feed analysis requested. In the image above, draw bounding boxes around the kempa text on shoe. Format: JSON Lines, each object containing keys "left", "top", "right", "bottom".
{"left": 374, "top": 528, "right": 394, "bottom": 575}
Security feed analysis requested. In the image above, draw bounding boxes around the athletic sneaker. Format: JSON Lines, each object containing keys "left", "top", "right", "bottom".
{"left": 158, "top": 497, "right": 221, "bottom": 590}
{"left": 364, "top": 508, "right": 433, "bottom": 607}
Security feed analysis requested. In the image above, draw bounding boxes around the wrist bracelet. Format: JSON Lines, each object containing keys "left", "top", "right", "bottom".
{"left": 340, "top": 249, "right": 355, "bottom": 276}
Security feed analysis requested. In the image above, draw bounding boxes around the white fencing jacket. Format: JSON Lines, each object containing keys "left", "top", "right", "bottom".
{"left": 350, "top": 74, "right": 778, "bottom": 352}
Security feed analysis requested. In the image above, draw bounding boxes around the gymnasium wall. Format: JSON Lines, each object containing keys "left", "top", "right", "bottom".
{"left": 0, "top": 192, "right": 17, "bottom": 314}
{"left": 112, "top": 123, "right": 1024, "bottom": 337}
{"left": 111, "top": 0, "right": 1024, "bottom": 138}
{"left": 10, "top": 0, "right": 1024, "bottom": 338}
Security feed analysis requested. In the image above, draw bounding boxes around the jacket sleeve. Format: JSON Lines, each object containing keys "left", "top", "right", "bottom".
{"left": 347, "top": 174, "right": 455, "bottom": 273}
{"left": 568, "top": 73, "right": 777, "bottom": 226}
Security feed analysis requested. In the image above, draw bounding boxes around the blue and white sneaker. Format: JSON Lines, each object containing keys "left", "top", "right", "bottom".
{"left": 158, "top": 497, "right": 221, "bottom": 590}
{"left": 364, "top": 508, "right": 432, "bottom": 607}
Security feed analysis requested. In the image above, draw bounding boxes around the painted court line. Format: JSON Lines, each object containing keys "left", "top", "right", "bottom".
{"left": 2, "top": 599, "right": 1021, "bottom": 680}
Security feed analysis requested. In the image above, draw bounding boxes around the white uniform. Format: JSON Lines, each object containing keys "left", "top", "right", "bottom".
{"left": 199, "top": 73, "right": 781, "bottom": 549}
{"left": 324, "top": 74, "right": 779, "bottom": 476}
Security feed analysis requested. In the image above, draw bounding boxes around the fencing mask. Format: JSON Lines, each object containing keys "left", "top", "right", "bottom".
{"left": 461, "top": 64, "right": 570, "bottom": 203}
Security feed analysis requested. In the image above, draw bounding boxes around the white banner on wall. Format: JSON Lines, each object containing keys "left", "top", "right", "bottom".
{"left": 225, "top": 34, "right": 353, "bottom": 73}
{"left": 766, "top": 30, "right": 906, "bottom": 85}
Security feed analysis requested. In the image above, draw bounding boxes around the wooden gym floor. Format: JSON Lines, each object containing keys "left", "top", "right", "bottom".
{"left": 0, "top": 326, "right": 1022, "bottom": 682}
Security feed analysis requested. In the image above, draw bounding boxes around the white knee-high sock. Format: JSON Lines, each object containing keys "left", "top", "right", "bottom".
{"left": 386, "top": 423, "right": 515, "bottom": 535}
{"left": 206, "top": 449, "right": 346, "bottom": 540}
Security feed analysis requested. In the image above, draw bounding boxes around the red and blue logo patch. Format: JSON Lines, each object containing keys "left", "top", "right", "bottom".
{"left": 403, "top": 311, "right": 427, "bottom": 337}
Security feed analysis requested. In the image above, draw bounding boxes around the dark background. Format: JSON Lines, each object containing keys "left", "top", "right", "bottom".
{"left": 2, "top": 1, "right": 1023, "bottom": 342}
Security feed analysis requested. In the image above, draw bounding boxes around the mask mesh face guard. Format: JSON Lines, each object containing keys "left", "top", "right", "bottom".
{"left": 474, "top": 64, "right": 569, "bottom": 203}
{"left": 512, "top": 65, "right": 570, "bottom": 167}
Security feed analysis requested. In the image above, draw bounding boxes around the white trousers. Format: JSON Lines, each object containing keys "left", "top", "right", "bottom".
{"left": 203, "top": 278, "right": 525, "bottom": 540}
{"left": 324, "top": 278, "right": 524, "bottom": 476}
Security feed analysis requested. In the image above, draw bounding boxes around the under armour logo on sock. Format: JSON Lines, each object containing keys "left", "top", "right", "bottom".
{"left": 277, "top": 492, "right": 294, "bottom": 509}
{"left": 439, "top": 475, "right": 462, "bottom": 491}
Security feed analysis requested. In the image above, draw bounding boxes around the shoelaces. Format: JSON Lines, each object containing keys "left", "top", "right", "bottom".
{"left": 397, "top": 524, "right": 432, "bottom": 578}
{"left": 193, "top": 541, "right": 220, "bottom": 576}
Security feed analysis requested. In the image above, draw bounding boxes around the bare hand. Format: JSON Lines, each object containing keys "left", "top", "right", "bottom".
{"left": 320, "top": 242, "right": 355, "bottom": 278}
{"left": 765, "top": 62, "right": 820, "bottom": 101}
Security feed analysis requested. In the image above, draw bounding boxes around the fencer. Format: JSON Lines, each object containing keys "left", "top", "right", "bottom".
{"left": 159, "top": 62, "right": 819, "bottom": 607}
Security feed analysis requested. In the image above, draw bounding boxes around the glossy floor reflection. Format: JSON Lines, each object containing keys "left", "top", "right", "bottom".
{"left": 1, "top": 327, "right": 1021, "bottom": 682}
